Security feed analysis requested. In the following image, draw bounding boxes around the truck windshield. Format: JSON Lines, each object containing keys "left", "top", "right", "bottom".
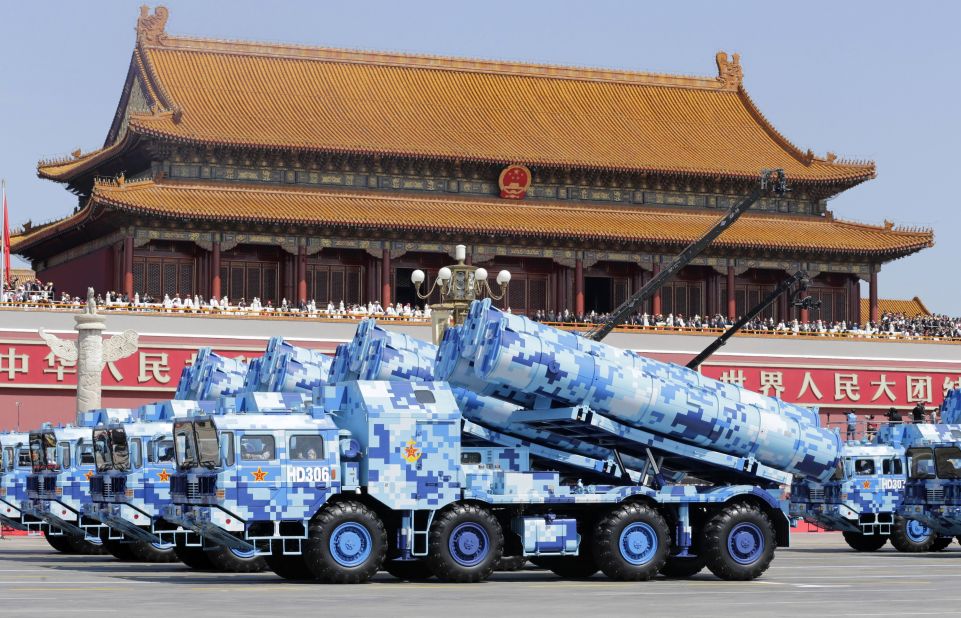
{"left": 908, "top": 448, "right": 936, "bottom": 480}
{"left": 94, "top": 428, "right": 131, "bottom": 473}
{"left": 29, "top": 432, "right": 59, "bottom": 473}
{"left": 935, "top": 447, "right": 961, "bottom": 479}
{"left": 173, "top": 419, "right": 220, "bottom": 470}
{"left": 93, "top": 429, "right": 113, "bottom": 472}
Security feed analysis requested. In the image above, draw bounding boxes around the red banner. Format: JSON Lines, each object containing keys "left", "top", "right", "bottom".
{"left": 699, "top": 364, "right": 961, "bottom": 409}
{"left": 0, "top": 341, "right": 272, "bottom": 392}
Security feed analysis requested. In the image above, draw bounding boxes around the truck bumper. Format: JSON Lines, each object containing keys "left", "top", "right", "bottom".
{"left": 162, "top": 504, "right": 255, "bottom": 554}
{"left": 82, "top": 502, "right": 165, "bottom": 545}
{"left": 21, "top": 499, "right": 102, "bottom": 541}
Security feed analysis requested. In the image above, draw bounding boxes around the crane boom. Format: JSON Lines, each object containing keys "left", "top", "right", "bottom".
{"left": 584, "top": 168, "right": 787, "bottom": 342}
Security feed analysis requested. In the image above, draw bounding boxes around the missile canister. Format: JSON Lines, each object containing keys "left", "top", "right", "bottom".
{"left": 462, "top": 303, "right": 839, "bottom": 482}
{"left": 360, "top": 338, "right": 436, "bottom": 382}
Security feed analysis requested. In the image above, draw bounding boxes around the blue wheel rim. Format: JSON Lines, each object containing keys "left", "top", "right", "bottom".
{"left": 151, "top": 541, "right": 174, "bottom": 551}
{"left": 448, "top": 522, "right": 490, "bottom": 567}
{"left": 727, "top": 523, "right": 764, "bottom": 565}
{"left": 230, "top": 547, "right": 257, "bottom": 559}
{"left": 329, "top": 522, "right": 372, "bottom": 567}
{"left": 618, "top": 522, "right": 658, "bottom": 565}
{"left": 906, "top": 519, "right": 930, "bottom": 543}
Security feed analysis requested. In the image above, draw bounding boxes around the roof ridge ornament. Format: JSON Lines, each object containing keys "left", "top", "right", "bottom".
{"left": 136, "top": 5, "right": 169, "bottom": 46}
{"left": 715, "top": 51, "right": 743, "bottom": 90}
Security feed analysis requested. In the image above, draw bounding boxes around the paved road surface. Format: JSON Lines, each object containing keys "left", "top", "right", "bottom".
{"left": 0, "top": 533, "right": 958, "bottom": 617}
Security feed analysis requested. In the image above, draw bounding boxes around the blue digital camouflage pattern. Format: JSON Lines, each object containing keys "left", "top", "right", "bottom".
{"left": 883, "top": 423, "right": 961, "bottom": 535}
{"left": 791, "top": 442, "right": 906, "bottom": 534}
{"left": 242, "top": 337, "right": 332, "bottom": 394}
{"left": 175, "top": 348, "right": 249, "bottom": 401}
{"left": 940, "top": 389, "right": 961, "bottom": 424}
{"left": 0, "top": 431, "right": 29, "bottom": 529}
{"left": 512, "top": 516, "right": 579, "bottom": 555}
{"left": 443, "top": 301, "right": 839, "bottom": 482}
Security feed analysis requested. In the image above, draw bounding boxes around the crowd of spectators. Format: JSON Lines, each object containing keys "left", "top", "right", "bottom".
{"left": 2, "top": 277, "right": 959, "bottom": 340}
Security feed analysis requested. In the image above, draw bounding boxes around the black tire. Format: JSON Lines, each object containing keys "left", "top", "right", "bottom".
{"left": 383, "top": 559, "right": 435, "bottom": 581}
{"left": 303, "top": 500, "right": 387, "bottom": 584}
{"left": 68, "top": 535, "right": 109, "bottom": 556}
{"left": 659, "top": 554, "right": 706, "bottom": 578}
{"left": 593, "top": 502, "right": 669, "bottom": 581}
{"left": 206, "top": 545, "right": 267, "bottom": 573}
{"left": 265, "top": 551, "right": 316, "bottom": 581}
{"left": 531, "top": 554, "right": 598, "bottom": 578}
{"left": 842, "top": 532, "right": 888, "bottom": 552}
{"left": 103, "top": 539, "right": 138, "bottom": 561}
{"left": 173, "top": 538, "right": 216, "bottom": 570}
{"left": 701, "top": 503, "right": 776, "bottom": 581}
{"left": 495, "top": 555, "right": 528, "bottom": 571}
{"left": 890, "top": 517, "right": 935, "bottom": 553}
{"left": 129, "top": 541, "right": 180, "bottom": 563}
{"left": 427, "top": 503, "right": 503, "bottom": 583}
{"left": 930, "top": 537, "right": 953, "bottom": 552}
{"left": 44, "top": 533, "right": 76, "bottom": 554}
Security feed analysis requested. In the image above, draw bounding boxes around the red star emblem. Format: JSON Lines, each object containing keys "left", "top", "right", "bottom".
{"left": 402, "top": 439, "right": 422, "bottom": 464}
{"left": 862, "top": 480, "right": 871, "bottom": 489}
{"left": 84, "top": 470, "right": 94, "bottom": 481}
{"left": 157, "top": 469, "right": 170, "bottom": 482}
{"left": 251, "top": 467, "right": 268, "bottom": 482}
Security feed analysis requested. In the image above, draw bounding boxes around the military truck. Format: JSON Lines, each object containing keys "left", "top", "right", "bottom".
{"left": 890, "top": 423, "right": 961, "bottom": 542}
{"left": 0, "top": 431, "right": 30, "bottom": 532}
{"left": 160, "top": 303, "right": 844, "bottom": 583}
{"left": 791, "top": 440, "right": 949, "bottom": 552}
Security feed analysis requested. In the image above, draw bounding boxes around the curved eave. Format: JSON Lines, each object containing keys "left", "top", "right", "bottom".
{"left": 90, "top": 180, "right": 930, "bottom": 260}
{"left": 37, "top": 132, "right": 137, "bottom": 184}
{"left": 9, "top": 204, "right": 101, "bottom": 255}
{"left": 126, "top": 116, "right": 876, "bottom": 188}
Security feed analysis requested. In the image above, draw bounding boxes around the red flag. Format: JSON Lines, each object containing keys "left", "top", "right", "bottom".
{"left": 2, "top": 181, "right": 9, "bottom": 285}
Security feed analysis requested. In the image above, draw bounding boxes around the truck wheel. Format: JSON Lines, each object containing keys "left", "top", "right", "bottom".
{"left": 173, "top": 538, "right": 215, "bottom": 570}
{"left": 130, "top": 541, "right": 179, "bottom": 563}
{"left": 593, "top": 503, "right": 669, "bottom": 581}
{"left": 383, "top": 559, "right": 435, "bottom": 580}
{"left": 930, "top": 537, "right": 953, "bottom": 552}
{"left": 842, "top": 532, "right": 887, "bottom": 552}
{"left": 304, "top": 501, "right": 387, "bottom": 583}
{"left": 427, "top": 503, "right": 503, "bottom": 583}
{"left": 44, "top": 533, "right": 76, "bottom": 554}
{"left": 701, "top": 503, "right": 775, "bottom": 581}
{"left": 495, "top": 556, "right": 528, "bottom": 571}
{"left": 206, "top": 545, "right": 267, "bottom": 573}
{"left": 890, "top": 517, "right": 935, "bottom": 552}
{"left": 103, "top": 539, "right": 138, "bottom": 561}
{"left": 659, "top": 554, "right": 706, "bottom": 578}
{"left": 265, "top": 552, "right": 315, "bottom": 580}
{"left": 531, "top": 554, "right": 598, "bottom": 578}
{"left": 68, "top": 535, "right": 109, "bottom": 556}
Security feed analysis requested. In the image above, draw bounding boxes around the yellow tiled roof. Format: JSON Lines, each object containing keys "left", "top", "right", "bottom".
{"left": 39, "top": 7, "right": 875, "bottom": 186}
{"left": 9, "top": 178, "right": 928, "bottom": 258}
{"left": 861, "top": 297, "right": 931, "bottom": 317}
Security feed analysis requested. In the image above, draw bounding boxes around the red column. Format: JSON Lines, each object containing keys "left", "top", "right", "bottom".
{"left": 381, "top": 248, "right": 391, "bottom": 307}
{"left": 869, "top": 268, "right": 879, "bottom": 323}
{"left": 297, "top": 246, "right": 307, "bottom": 304}
{"left": 122, "top": 235, "right": 134, "bottom": 298}
{"left": 574, "top": 258, "right": 585, "bottom": 316}
{"left": 648, "top": 262, "right": 659, "bottom": 315}
{"left": 211, "top": 240, "right": 221, "bottom": 299}
{"left": 726, "top": 263, "right": 736, "bottom": 320}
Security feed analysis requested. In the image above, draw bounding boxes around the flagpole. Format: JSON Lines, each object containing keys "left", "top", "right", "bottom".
{"left": 1, "top": 179, "right": 6, "bottom": 296}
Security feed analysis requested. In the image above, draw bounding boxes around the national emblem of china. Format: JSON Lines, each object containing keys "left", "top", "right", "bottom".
{"left": 498, "top": 165, "right": 532, "bottom": 199}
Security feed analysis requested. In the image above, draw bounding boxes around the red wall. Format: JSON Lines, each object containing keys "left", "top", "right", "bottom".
{"left": 38, "top": 246, "right": 114, "bottom": 298}
{"left": 0, "top": 389, "right": 167, "bottom": 432}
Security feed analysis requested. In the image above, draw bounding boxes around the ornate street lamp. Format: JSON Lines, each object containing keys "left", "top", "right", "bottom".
{"left": 411, "top": 244, "right": 510, "bottom": 343}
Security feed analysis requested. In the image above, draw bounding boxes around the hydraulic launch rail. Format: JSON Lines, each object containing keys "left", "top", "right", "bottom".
{"left": 585, "top": 169, "right": 788, "bottom": 342}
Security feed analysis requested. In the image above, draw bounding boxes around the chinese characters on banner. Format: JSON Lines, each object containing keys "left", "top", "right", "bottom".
{"left": 701, "top": 365, "right": 961, "bottom": 407}
{"left": 0, "top": 343, "right": 266, "bottom": 391}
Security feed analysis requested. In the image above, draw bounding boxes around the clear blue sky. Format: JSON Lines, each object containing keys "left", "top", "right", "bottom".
{"left": 1, "top": 1, "right": 957, "bottom": 312}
